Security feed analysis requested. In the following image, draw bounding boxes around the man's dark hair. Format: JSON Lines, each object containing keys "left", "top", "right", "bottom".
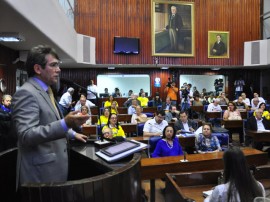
{"left": 25, "top": 45, "right": 60, "bottom": 77}
{"left": 155, "top": 110, "right": 165, "bottom": 117}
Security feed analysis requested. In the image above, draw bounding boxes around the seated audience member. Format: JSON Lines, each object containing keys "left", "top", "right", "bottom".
{"left": 192, "top": 95, "right": 203, "bottom": 106}
{"left": 127, "top": 90, "right": 133, "bottom": 97}
{"left": 195, "top": 123, "right": 221, "bottom": 153}
{"left": 0, "top": 94, "right": 14, "bottom": 152}
{"left": 207, "top": 98, "right": 222, "bottom": 112}
{"left": 252, "top": 92, "right": 265, "bottom": 104}
{"left": 102, "top": 127, "right": 113, "bottom": 139}
{"left": 139, "top": 88, "right": 144, "bottom": 96}
{"left": 152, "top": 126, "right": 183, "bottom": 157}
{"left": 131, "top": 105, "right": 148, "bottom": 124}
{"left": 152, "top": 92, "right": 162, "bottom": 107}
{"left": 251, "top": 97, "right": 260, "bottom": 110}
{"left": 165, "top": 105, "right": 179, "bottom": 122}
{"left": 240, "top": 92, "right": 251, "bottom": 106}
{"left": 109, "top": 101, "right": 118, "bottom": 114}
{"left": 201, "top": 88, "right": 207, "bottom": 97}
{"left": 104, "top": 95, "right": 118, "bottom": 108}
{"left": 74, "top": 94, "right": 94, "bottom": 114}
{"left": 246, "top": 108, "right": 270, "bottom": 148}
{"left": 112, "top": 87, "right": 122, "bottom": 97}
{"left": 78, "top": 106, "right": 91, "bottom": 125}
{"left": 98, "top": 107, "right": 110, "bottom": 125}
{"left": 174, "top": 111, "right": 197, "bottom": 134}
{"left": 59, "top": 87, "right": 75, "bottom": 116}
{"left": 234, "top": 96, "right": 248, "bottom": 111}
{"left": 205, "top": 147, "right": 265, "bottom": 202}
{"left": 207, "top": 93, "right": 215, "bottom": 104}
{"left": 138, "top": 92, "right": 149, "bottom": 107}
{"left": 223, "top": 101, "right": 243, "bottom": 144}
{"left": 223, "top": 101, "right": 242, "bottom": 120}
{"left": 102, "top": 113, "right": 125, "bottom": 138}
{"left": 123, "top": 93, "right": 140, "bottom": 108}
{"left": 218, "top": 92, "right": 229, "bottom": 105}
{"left": 253, "top": 102, "right": 270, "bottom": 120}
{"left": 128, "top": 99, "right": 138, "bottom": 115}
{"left": 143, "top": 110, "right": 168, "bottom": 137}
{"left": 104, "top": 87, "right": 110, "bottom": 96}
{"left": 162, "top": 97, "right": 172, "bottom": 112}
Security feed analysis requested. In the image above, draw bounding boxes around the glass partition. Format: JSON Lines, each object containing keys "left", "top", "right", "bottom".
{"left": 97, "top": 74, "right": 150, "bottom": 97}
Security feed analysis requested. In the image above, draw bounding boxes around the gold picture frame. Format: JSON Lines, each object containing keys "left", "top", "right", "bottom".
{"left": 151, "top": 0, "right": 195, "bottom": 57}
{"left": 208, "top": 31, "right": 230, "bottom": 58}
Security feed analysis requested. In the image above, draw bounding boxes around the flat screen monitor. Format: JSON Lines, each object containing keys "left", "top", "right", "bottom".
{"left": 99, "top": 93, "right": 109, "bottom": 98}
{"left": 114, "top": 37, "right": 140, "bottom": 54}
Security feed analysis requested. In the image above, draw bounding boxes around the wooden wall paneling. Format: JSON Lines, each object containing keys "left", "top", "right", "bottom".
{"left": 75, "top": 0, "right": 261, "bottom": 66}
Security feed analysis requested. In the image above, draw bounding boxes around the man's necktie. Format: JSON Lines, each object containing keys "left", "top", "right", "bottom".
{"left": 47, "top": 86, "right": 60, "bottom": 118}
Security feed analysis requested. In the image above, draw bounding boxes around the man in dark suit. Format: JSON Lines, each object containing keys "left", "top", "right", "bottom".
{"left": 174, "top": 111, "right": 197, "bottom": 134}
{"left": 166, "top": 5, "right": 183, "bottom": 52}
{"left": 246, "top": 108, "right": 270, "bottom": 148}
{"left": 12, "top": 45, "right": 90, "bottom": 185}
{"left": 211, "top": 34, "right": 226, "bottom": 56}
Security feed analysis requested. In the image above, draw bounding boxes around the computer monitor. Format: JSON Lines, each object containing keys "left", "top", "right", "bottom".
{"left": 99, "top": 93, "right": 109, "bottom": 98}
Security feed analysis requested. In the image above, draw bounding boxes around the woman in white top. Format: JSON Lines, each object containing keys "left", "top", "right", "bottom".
{"left": 205, "top": 147, "right": 265, "bottom": 202}
{"left": 223, "top": 101, "right": 244, "bottom": 144}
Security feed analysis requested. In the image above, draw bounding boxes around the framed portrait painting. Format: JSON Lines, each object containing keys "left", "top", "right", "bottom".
{"left": 208, "top": 31, "right": 230, "bottom": 58}
{"left": 151, "top": 0, "right": 195, "bottom": 57}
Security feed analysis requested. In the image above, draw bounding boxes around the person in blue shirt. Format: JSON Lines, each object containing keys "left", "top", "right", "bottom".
{"left": 195, "top": 123, "right": 221, "bottom": 153}
{"left": 152, "top": 125, "right": 183, "bottom": 157}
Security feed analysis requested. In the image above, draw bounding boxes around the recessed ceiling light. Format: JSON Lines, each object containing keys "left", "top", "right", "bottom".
{"left": 0, "top": 32, "right": 25, "bottom": 42}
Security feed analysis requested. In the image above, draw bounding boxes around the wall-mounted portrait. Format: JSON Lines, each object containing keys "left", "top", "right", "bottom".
{"left": 151, "top": 0, "right": 195, "bottom": 57}
{"left": 208, "top": 31, "right": 230, "bottom": 58}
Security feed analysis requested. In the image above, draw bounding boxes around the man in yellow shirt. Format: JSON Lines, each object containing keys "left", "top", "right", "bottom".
{"left": 138, "top": 92, "right": 149, "bottom": 107}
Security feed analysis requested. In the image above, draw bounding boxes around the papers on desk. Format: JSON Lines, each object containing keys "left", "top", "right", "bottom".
{"left": 203, "top": 190, "right": 213, "bottom": 198}
{"left": 96, "top": 140, "right": 148, "bottom": 163}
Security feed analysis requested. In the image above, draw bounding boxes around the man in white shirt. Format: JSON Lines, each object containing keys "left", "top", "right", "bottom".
{"left": 74, "top": 94, "right": 94, "bottom": 115}
{"left": 240, "top": 92, "right": 250, "bottom": 106}
{"left": 59, "top": 87, "right": 74, "bottom": 116}
{"left": 251, "top": 98, "right": 260, "bottom": 110}
{"left": 143, "top": 110, "right": 168, "bottom": 137}
{"left": 87, "top": 80, "right": 98, "bottom": 104}
{"left": 207, "top": 98, "right": 222, "bottom": 112}
{"left": 251, "top": 93, "right": 265, "bottom": 106}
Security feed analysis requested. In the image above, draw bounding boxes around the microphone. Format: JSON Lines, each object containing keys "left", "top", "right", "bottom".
{"left": 180, "top": 151, "right": 188, "bottom": 162}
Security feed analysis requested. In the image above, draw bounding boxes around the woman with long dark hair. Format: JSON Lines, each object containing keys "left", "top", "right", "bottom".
{"left": 102, "top": 113, "right": 125, "bottom": 139}
{"left": 205, "top": 147, "right": 265, "bottom": 202}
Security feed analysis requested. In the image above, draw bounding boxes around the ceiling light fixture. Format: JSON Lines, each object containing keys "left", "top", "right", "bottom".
{"left": 108, "top": 66, "right": 115, "bottom": 70}
{"left": 0, "top": 32, "right": 25, "bottom": 42}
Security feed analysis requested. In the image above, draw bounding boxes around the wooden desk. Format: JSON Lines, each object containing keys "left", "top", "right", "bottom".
{"left": 222, "top": 119, "right": 243, "bottom": 128}
{"left": 117, "top": 114, "right": 132, "bottom": 123}
{"left": 246, "top": 130, "right": 270, "bottom": 143}
{"left": 82, "top": 125, "right": 98, "bottom": 139}
{"left": 90, "top": 106, "right": 99, "bottom": 115}
{"left": 142, "top": 107, "right": 157, "bottom": 114}
{"left": 117, "top": 107, "right": 128, "bottom": 114}
{"left": 166, "top": 165, "right": 270, "bottom": 202}
{"left": 205, "top": 112, "right": 222, "bottom": 119}
{"left": 128, "top": 136, "right": 195, "bottom": 149}
{"left": 120, "top": 123, "right": 138, "bottom": 137}
{"left": 141, "top": 148, "right": 267, "bottom": 202}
